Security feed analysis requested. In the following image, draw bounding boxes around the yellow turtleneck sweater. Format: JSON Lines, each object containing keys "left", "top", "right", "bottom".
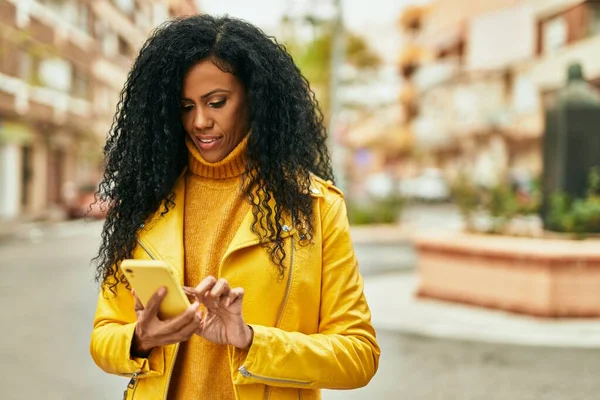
{"left": 169, "top": 135, "right": 251, "bottom": 400}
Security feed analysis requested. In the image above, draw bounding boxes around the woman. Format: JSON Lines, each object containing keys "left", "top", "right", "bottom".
{"left": 90, "top": 14, "right": 380, "bottom": 400}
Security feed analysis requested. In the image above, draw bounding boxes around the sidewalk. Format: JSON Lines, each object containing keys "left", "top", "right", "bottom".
{"left": 364, "top": 271, "right": 600, "bottom": 348}
{"left": 0, "top": 218, "right": 103, "bottom": 243}
{"left": 0, "top": 219, "right": 39, "bottom": 242}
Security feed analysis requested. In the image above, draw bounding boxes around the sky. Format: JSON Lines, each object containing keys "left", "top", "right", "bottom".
{"left": 196, "top": 0, "right": 430, "bottom": 64}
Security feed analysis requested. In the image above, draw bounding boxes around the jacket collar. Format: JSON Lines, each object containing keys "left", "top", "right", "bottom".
{"left": 137, "top": 170, "right": 298, "bottom": 279}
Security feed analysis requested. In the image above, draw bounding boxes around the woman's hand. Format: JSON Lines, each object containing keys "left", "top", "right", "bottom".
{"left": 184, "top": 276, "right": 253, "bottom": 350}
{"left": 130, "top": 287, "right": 202, "bottom": 357}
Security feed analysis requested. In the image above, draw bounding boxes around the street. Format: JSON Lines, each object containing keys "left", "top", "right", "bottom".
{"left": 1, "top": 220, "right": 600, "bottom": 399}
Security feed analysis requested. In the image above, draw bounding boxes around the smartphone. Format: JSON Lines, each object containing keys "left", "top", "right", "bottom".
{"left": 121, "top": 259, "right": 190, "bottom": 320}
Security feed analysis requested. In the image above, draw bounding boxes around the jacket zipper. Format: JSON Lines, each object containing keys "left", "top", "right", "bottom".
{"left": 135, "top": 238, "right": 180, "bottom": 400}
{"left": 249, "top": 233, "right": 296, "bottom": 400}
{"left": 238, "top": 366, "right": 311, "bottom": 385}
{"left": 274, "top": 233, "right": 295, "bottom": 328}
{"left": 136, "top": 239, "right": 156, "bottom": 261}
{"left": 122, "top": 371, "right": 141, "bottom": 400}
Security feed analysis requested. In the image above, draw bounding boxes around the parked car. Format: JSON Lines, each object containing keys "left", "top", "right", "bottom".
{"left": 65, "top": 186, "right": 108, "bottom": 220}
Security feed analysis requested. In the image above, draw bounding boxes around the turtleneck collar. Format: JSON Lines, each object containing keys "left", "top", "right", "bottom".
{"left": 185, "top": 134, "right": 248, "bottom": 179}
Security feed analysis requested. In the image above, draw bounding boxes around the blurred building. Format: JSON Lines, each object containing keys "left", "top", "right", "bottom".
{"left": 167, "top": 0, "right": 198, "bottom": 16}
{"left": 0, "top": 0, "right": 198, "bottom": 221}
{"left": 409, "top": 0, "right": 600, "bottom": 185}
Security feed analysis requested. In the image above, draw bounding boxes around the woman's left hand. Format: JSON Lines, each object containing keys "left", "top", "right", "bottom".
{"left": 183, "top": 276, "right": 253, "bottom": 350}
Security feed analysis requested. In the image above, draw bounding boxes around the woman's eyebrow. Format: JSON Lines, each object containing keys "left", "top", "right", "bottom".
{"left": 201, "top": 88, "right": 231, "bottom": 99}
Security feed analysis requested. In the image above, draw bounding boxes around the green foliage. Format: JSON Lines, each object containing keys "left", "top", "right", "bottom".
{"left": 347, "top": 195, "right": 404, "bottom": 225}
{"left": 449, "top": 172, "right": 541, "bottom": 234}
{"left": 484, "top": 182, "right": 519, "bottom": 233}
{"left": 587, "top": 166, "right": 600, "bottom": 196}
{"left": 517, "top": 177, "right": 542, "bottom": 216}
{"left": 547, "top": 167, "right": 600, "bottom": 237}
{"left": 344, "top": 32, "right": 381, "bottom": 70}
{"left": 449, "top": 172, "right": 480, "bottom": 231}
{"left": 293, "top": 33, "right": 332, "bottom": 88}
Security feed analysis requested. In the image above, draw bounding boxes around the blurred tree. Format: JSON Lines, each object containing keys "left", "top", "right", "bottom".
{"left": 344, "top": 32, "right": 381, "bottom": 70}
{"left": 398, "top": 5, "right": 429, "bottom": 32}
{"left": 285, "top": 29, "right": 381, "bottom": 119}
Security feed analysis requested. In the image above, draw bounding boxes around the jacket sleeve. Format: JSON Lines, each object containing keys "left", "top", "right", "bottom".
{"left": 230, "top": 196, "right": 380, "bottom": 389}
{"left": 90, "top": 278, "right": 166, "bottom": 378}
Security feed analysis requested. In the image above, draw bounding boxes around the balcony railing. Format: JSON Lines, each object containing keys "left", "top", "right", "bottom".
{"left": 6, "top": 0, "right": 95, "bottom": 51}
{"left": 0, "top": 72, "right": 92, "bottom": 121}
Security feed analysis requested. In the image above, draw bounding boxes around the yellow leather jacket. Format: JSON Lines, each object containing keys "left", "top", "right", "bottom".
{"left": 90, "top": 174, "right": 380, "bottom": 400}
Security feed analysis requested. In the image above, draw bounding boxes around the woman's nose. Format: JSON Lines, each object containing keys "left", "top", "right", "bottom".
{"left": 194, "top": 108, "right": 212, "bottom": 130}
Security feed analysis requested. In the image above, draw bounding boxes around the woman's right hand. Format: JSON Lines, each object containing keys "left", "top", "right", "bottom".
{"left": 131, "top": 287, "right": 201, "bottom": 358}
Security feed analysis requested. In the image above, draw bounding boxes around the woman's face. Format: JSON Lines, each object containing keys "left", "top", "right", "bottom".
{"left": 181, "top": 59, "right": 249, "bottom": 163}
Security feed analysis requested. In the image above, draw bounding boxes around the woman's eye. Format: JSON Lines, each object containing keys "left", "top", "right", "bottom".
{"left": 208, "top": 99, "right": 226, "bottom": 109}
{"left": 181, "top": 104, "right": 194, "bottom": 112}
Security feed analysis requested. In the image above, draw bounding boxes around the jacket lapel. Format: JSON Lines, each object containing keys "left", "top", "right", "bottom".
{"left": 220, "top": 191, "right": 297, "bottom": 268}
{"left": 137, "top": 174, "right": 186, "bottom": 283}
{"left": 137, "top": 172, "right": 301, "bottom": 282}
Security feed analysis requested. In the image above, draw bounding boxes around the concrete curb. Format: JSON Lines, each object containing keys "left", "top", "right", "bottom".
{"left": 364, "top": 272, "right": 600, "bottom": 349}
{"left": 350, "top": 224, "right": 413, "bottom": 245}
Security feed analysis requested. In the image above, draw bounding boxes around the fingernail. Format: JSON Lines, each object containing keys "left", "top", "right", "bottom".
{"left": 158, "top": 287, "right": 166, "bottom": 296}
{"left": 191, "top": 302, "right": 200, "bottom": 311}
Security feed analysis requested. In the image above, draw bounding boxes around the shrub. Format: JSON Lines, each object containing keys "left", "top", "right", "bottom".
{"left": 347, "top": 195, "right": 404, "bottom": 225}
{"left": 546, "top": 167, "right": 600, "bottom": 237}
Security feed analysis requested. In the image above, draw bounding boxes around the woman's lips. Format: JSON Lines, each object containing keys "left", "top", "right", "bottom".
{"left": 195, "top": 136, "right": 222, "bottom": 150}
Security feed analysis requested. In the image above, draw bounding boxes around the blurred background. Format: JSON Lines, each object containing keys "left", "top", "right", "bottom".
{"left": 2, "top": 0, "right": 600, "bottom": 399}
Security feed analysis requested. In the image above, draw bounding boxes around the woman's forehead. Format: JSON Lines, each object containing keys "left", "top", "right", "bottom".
{"left": 182, "top": 60, "right": 241, "bottom": 95}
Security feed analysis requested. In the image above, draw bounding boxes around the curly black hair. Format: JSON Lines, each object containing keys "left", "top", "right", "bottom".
{"left": 93, "top": 14, "right": 334, "bottom": 292}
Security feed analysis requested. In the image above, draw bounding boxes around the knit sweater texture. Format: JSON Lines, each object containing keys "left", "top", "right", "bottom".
{"left": 168, "top": 135, "right": 250, "bottom": 399}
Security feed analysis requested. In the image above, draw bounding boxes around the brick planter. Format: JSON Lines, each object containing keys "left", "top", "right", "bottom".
{"left": 414, "top": 232, "right": 600, "bottom": 318}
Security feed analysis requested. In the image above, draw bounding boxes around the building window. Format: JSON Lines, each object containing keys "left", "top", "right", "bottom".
{"left": 539, "top": 2, "right": 600, "bottom": 55}
{"left": 118, "top": 36, "right": 131, "bottom": 57}
{"left": 37, "top": 0, "right": 91, "bottom": 34}
{"left": 113, "top": 0, "right": 135, "bottom": 15}
{"left": 77, "top": 2, "right": 91, "bottom": 34}
{"left": 543, "top": 15, "right": 568, "bottom": 54}
{"left": 18, "top": 49, "right": 33, "bottom": 83}
{"left": 95, "top": 21, "right": 119, "bottom": 57}
{"left": 135, "top": 5, "right": 152, "bottom": 32}
{"left": 153, "top": 3, "right": 169, "bottom": 27}
{"left": 18, "top": 49, "right": 43, "bottom": 86}
{"left": 72, "top": 67, "right": 89, "bottom": 100}
{"left": 94, "top": 85, "right": 115, "bottom": 114}
{"left": 101, "top": 29, "right": 118, "bottom": 57}
{"left": 588, "top": 1, "right": 600, "bottom": 36}
{"left": 38, "top": 58, "right": 72, "bottom": 92}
